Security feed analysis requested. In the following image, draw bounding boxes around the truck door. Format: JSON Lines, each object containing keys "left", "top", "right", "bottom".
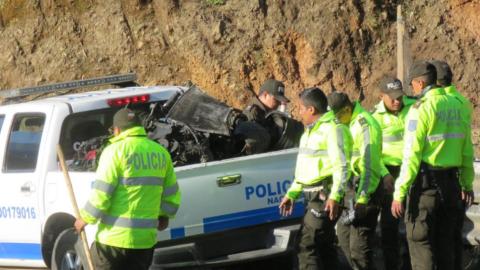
{"left": 159, "top": 149, "right": 303, "bottom": 241}
{"left": 0, "top": 109, "right": 53, "bottom": 266}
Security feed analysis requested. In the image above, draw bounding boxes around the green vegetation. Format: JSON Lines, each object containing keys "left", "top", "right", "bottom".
{"left": 206, "top": 0, "right": 225, "bottom": 5}
{"left": 254, "top": 50, "right": 264, "bottom": 67}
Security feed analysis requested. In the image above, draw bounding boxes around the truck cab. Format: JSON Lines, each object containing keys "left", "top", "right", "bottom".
{"left": 0, "top": 74, "right": 304, "bottom": 269}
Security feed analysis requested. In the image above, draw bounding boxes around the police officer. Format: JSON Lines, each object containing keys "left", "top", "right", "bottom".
{"left": 279, "top": 87, "right": 352, "bottom": 269}
{"left": 327, "top": 91, "right": 382, "bottom": 270}
{"left": 75, "top": 108, "right": 182, "bottom": 270}
{"left": 243, "top": 79, "right": 290, "bottom": 125}
{"left": 371, "top": 77, "right": 416, "bottom": 270}
{"left": 431, "top": 60, "right": 473, "bottom": 120}
{"left": 391, "top": 61, "right": 474, "bottom": 270}
{"left": 432, "top": 60, "right": 473, "bottom": 270}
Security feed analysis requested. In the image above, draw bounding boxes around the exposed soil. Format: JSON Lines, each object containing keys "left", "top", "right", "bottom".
{"left": 0, "top": 0, "right": 479, "bottom": 151}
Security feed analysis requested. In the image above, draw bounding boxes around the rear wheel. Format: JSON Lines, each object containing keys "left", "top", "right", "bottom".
{"left": 52, "top": 228, "right": 90, "bottom": 270}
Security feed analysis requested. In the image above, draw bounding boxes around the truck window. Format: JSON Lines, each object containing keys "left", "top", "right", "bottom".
{"left": 0, "top": 115, "right": 4, "bottom": 134}
{"left": 60, "top": 108, "right": 116, "bottom": 160}
{"left": 4, "top": 114, "right": 45, "bottom": 171}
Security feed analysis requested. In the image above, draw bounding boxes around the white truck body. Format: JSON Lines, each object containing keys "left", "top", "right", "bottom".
{"left": 0, "top": 85, "right": 303, "bottom": 268}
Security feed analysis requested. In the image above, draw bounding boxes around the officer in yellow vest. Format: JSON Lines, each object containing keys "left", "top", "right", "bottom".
{"left": 279, "top": 87, "right": 352, "bottom": 269}
{"left": 371, "top": 77, "right": 416, "bottom": 270}
{"left": 75, "top": 108, "right": 181, "bottom": 270}
{"left": 391, "top": 61, "right": 474, "bottom": 270}
{"left": 431, "top": 60, "right": 473, "bottom": 270}
{"left": 327, "top": 91, "right": 383, "bottom": 270}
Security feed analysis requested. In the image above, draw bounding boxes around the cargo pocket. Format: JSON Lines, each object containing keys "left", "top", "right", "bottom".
{"left": 405, "top": 193, "right": 435, "bottom": 242}
{"left": 304, "top": 191, "right": 329, "bottom": 230}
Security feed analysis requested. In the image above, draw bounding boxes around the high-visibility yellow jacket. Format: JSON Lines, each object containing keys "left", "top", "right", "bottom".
{"left": 286, "top": 111, "right": 352, "bottom": 202}
{"left": 394, "top": 87, "right": 474, "bottom": 202}
{"left": 371, "top": 96, "right": 416, "bottom": 177}
{"left": 80, "top": 126, "right": 181, "bottom": 249}
{"left": 348, "top": 102, "right": 383, "bottom": 204}
{"left": 445, "top": 85, "right": 473, "bottom": 121}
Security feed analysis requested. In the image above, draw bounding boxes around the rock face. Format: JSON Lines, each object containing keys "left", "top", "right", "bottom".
{"left": 0, "top": 0, "right": 479, "bottom": 122}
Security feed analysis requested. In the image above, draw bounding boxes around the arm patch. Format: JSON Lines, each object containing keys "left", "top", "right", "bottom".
{"left": 358, "top": 117, "right": 368, "bottom": 126}
{"left": 413, "top": 100, "right": 424, "bottom": 109}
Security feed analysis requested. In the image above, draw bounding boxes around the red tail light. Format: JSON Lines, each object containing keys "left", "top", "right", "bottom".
{"left": 107, "top": 94, "right": 150, "bottom": 106}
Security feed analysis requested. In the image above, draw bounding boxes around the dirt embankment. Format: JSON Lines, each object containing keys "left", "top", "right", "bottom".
{"left": 0, "top": 0, "right": 479, "bottom": 149}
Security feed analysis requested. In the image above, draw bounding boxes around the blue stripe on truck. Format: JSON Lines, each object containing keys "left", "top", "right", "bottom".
{"left": 0, "top": 242, "right": 42, "bottom": 260}
{"left": 203, "top": 202, "right": 305, "bottom": 233}
{"left": 170, "top": 227, "right": 186, "bottom": 239}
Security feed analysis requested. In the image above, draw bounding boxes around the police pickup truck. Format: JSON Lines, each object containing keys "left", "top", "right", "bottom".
{"left": 0, "top": 74, "right": 305, "bottom": 270}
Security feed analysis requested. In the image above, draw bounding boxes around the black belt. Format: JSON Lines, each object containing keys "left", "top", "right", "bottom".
{"left": 302, "top": 176, "right": 331, "bottom": 189}
{"left": 427, "top": 164, "right": 457, "bottom": 171}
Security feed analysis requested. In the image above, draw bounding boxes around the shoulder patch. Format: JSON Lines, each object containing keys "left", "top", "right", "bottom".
{"left": 358, "top": 117, "right": 368, "bottom": 126}
{"left": 413, "top": 100, "right": 424, "bottom": 109}
{"left": 244, "top": 105, "right": 252, "bottom": 111}
{"left": 408, "top": 120, "right": 418, "bottom": 132}
{"left": 334, "top": 118, "right": 342, "bottom": 125}
{"left": 370, "top": 107, "right": 377, "bottom": 114}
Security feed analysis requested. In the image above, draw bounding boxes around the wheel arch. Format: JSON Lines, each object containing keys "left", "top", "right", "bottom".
{"left": 41, "top": 212, "right": 76, "bottom": 268}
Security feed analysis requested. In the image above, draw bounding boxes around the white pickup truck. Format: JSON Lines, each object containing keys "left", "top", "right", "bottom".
{"left": 0, "top": 74, "right": 305, "bottom": 270}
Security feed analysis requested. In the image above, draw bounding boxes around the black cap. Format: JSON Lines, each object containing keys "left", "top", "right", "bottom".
{"left": 327, "top": 91, "right": 351, "bottom": 113}
{"left": 113, "top": 108, "right": 141, "bottom": 129}
{"left": 260, "top": 79, "right": 290, "bottom": 103}
{"left": 408, "top": 61, "right": 436, "bottom": 85}
{"left": 431, "top": 60, "right": 453, "bottom": 81}
{"left": 379, "top": 76, "right": 405, "bottom": 100}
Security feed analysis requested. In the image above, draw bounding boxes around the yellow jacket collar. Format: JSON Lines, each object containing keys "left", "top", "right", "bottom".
{"left": 110, "top": 126, "right": 147, "bottom": 143}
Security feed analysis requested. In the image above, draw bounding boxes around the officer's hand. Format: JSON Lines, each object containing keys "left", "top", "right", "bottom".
{"left": 279, "top": 197, "right": 295, "bottom": 217}
{"left": 382, "top": 174, "right": 395, "bottom": 194}
{"left": 324, "top": 199, "right": 339, "bottom": 220}
{"left": 391, "top": 200, "right": 403, "bottom": 218}
{"left": 158, "top": 216, "right": 169, "bottom": 231}
{"left": 354, "top": 203, "right": 367, "bottom": 219}
{"left": 74, "top": 218, "right": 88, "bottom": 234}
{"left": 462, "top": 190, "right": 475, "bottom": 208}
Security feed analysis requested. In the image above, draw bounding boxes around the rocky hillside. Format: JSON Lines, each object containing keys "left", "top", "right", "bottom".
{"left": 0, "top": 0, "right": 479, "bottom": 119}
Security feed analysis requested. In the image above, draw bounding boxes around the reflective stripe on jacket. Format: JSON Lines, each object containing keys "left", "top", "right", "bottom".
{"left": 349, "top": 102, "right": 382, "bottom": 204}
{"left": 372, "top": 96, "right": 416, "bottom": 177}
{"left": 286, "top": 111, "right": 352, "bottom": 202}
{"left": 394, "top": 87, "right": 474, "bottom": 202}
{"left": 80, "top": 126, "right": 181, "bottom": 249}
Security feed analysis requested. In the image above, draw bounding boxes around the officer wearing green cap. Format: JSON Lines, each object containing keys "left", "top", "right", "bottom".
{"left": 243, "top": 79, "right": 290, "bottom": 125}
{"left": 279, "top": 87, "right": 352, "bottom": 269}
{"left": 431, "top": 60, "right": 473, "bottom": 270}
{"left": 371, "top": 77, "right": 415, "bottom": 270}
{"left": 391, "top": 61, "right": 474, "bottom": 270}
{"left": 75, "top": 108, "right": 182, "bottom": 270}
{"left": 327, "top": 91, "right": 383, "bottom": 270}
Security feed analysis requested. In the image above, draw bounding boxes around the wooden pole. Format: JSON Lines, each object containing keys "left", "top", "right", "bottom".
{"left": 397, "top": 5, "right": 405, "bottom": 85}
{"left": 57, "top": 144, "right": 95, "bottom": 270}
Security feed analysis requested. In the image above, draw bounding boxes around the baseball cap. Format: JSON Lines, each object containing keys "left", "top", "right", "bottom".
{"left": 379, "top": 76, "right": 405, "bottom": 100}
{"left": 327, "top": 91, "right": 351, "bottom": 113}
{"left": 408, "top": 61, "right": 436, "bottom": 85}
{"left": 113, "top": 108, "right": 141, "bottom": 129}
{"left": 431, "top": 60, "right": 453, "bottom": 81}
{"left": 260, "top": 79, "right": 290, "bottom": 103}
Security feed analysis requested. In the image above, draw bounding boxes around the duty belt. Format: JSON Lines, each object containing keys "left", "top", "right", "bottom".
{"left": 302, "top": 177, "right": 331, "bottom": 192}
{"left": 427, "top": 164, "right": 457, "bottom": 171}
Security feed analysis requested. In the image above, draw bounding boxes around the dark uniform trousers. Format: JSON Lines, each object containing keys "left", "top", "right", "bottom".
{"left": 381, "top": 165, "right": 411, "bottom": 270}
{"left": 454, "top": 200, "right": 466, "bottom": 270}
{"left": 405, "top": 163, "right": 462, "bottom": 270}
{"left": 295, "top": 185, "right": 340, "bottom": 270}
{"left": 336, "top": 178, "right": 381, "bottom": 270}
{"left": 91, "top": 241, "right": 154, "bottom": 270}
